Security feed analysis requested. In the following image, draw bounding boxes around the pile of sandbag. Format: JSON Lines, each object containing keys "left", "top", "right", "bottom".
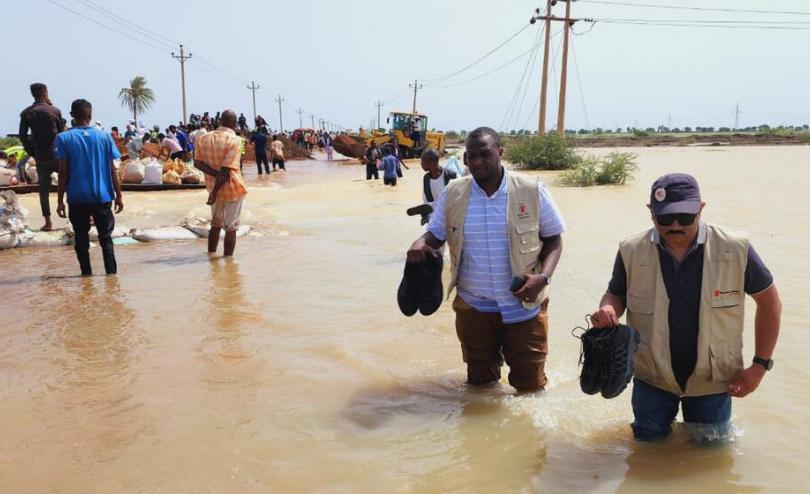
{"left": 332, "top": 134, "right": 368, "bottom": 159}
{"left": 120, "top": 157, "right": 203, "bottom": 185}
{"left": 0, "top": 190, "right": 27, "bottom": 249}
{"left": 120, "top": 159, "right": 146, "bottom": 184}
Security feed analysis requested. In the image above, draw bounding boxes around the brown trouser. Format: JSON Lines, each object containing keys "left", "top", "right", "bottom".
{"left": 453, "top": 295, "right": 549, "bottom": 392}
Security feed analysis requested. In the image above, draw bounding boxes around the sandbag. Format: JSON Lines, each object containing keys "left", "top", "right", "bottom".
{"left": 25, "top": 160, "right": 38, "bottom": 184}
{"left": 0, "top": 168, "right": 15, "bottom": 186}
{"left": 17, "top": 229, "right": 73, "bottom": 248}
{"left": 162, "top": 170, "right": 182, "bottom": 185}
{"left": 130, "top": 226, "right": 198, "bottom": 242}
{"left": 89, "top": 225, "right": 129, "bottom": 241}
{"left": 181, "top": 218, "right": 252, "bottom": 238}
{"left": 0, "top": 190, "right": 26, "bottom": 249}
{"left": 121, "top": 161, "right": 145, "bottom": 183}
{"left": 143, "top": 162, "right": 163, "bottom": 185}
{"left": 163, "top": 158, "right": 185, "bottom": 174}
{"left": 180, "top": 167, "right": 204, "bottom": 184}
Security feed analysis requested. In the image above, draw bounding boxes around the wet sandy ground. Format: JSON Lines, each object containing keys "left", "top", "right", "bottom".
{"left": 2, "top": 146, "right": 809, "bottom": 493}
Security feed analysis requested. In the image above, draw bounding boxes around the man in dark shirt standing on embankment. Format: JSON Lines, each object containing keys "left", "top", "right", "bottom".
{"left": 19, "top": 82, "right": 65, "bottom": 231}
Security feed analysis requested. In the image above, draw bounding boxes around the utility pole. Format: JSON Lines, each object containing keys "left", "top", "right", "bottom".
{"left": 667, "top": 113, "right": 672, "bottom": 130}
{"left": 275, "top": 95, "right": 285, "bottom": 132}
{"left": 734, "top": 102, "right": 741, "bottom": 130}
{"left": 246, "top": 81, "right": 261, "bottom": 124}
{"left": 375, "top": 100, "right": 384, "bottom": 130}
{"left": 171, "top": 44, "right": 192, "bottom": 124}
{"left": 556, "top": 0, "right": 573, "bottom": 137}
{"left": 296, "top": 107, "right": 304, "bottom": 129}
{"left": 531, "top": 3, "right": 590, "bottom": 135}
{"left": 409, "top": 79, "right": 423, "bottom": 114}
{"left": 534, "top": 2, "right": 553, "bottom": 135}
{"left": 309, "top": 114, "right": 315, "bottom": 129}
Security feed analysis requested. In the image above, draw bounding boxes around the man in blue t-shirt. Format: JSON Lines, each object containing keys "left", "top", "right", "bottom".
{"left": 55, "top": 99, "right": 124, "bottom": 276}
{"left": 378, "top": 146, "right": 398, "bottom": 186}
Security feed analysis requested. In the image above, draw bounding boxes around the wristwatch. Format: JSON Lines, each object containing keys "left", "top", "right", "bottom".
{"left": 753, "top": 356, "right": 774, "bottom": 371}
{"left": 539, "top": 272, "right": 550, "bottom": 285}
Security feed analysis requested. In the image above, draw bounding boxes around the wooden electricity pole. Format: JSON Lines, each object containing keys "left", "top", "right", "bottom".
{"left": 246, "top": 81, "right": 261, "bottom": 124}
{"left": 296, "top": 107, "right": 304, "bottom": 129}
{"left": 275, "top": 95, "right": 285, "bottom": 132}
{"left": 409, "top": 79, "right": 422, "bottom": 114}
{"left": 532, "top": 2, "right": 588, "bottom": 136}
{"left": 538, "top": 1, "right": 552, "bottom": 135}
{"left": 171, "top": 44, "right": 192, "bottom": 124}
{"left": 375, "top": 100, "right": 384, "bottom": 130}
{"left": 556, "top": 0, "right": 573, "bottom": 137}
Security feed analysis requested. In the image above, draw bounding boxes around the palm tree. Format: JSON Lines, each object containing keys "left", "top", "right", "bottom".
{"left": 119, "top": 76, "right": 155, "bottom": 123}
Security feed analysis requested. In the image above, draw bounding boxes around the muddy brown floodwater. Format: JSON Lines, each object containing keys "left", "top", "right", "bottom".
{"left": 2, "top": 146, "right": 809, "bottom": 493}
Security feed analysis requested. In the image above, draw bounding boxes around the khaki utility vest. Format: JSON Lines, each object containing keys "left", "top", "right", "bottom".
{"left": 620, "top": 224, "right": 748, "bottom": 397}
{"left": 444, "top": 172, "right": 548, "bottom": 308}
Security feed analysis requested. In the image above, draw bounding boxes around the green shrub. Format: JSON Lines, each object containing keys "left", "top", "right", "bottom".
{"left": 632, "top": 129, "right": 650, "bottom": 138}
{"left": 597, "top": 152, "right": 638, "bottom": 185}
{"left": 557, "top": 156, "right": 599, "bottom": 186}
{"left": 558, "top": 152, "right": 638, "bottom": 187}
{"left": 504, "top": 133, "right": 580, "bottom": 170}
{"left": 797, "top": 132, "right": 810, "bottom": 143}
{"left": 0, "top": 136, "right": 21, "bottom": 149}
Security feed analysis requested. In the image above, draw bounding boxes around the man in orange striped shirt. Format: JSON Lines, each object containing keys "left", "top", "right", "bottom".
{"left": 193, "top": 110, "right": 248, "bottom": 256}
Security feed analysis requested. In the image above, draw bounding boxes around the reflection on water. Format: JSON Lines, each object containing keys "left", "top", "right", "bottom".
{"left": 2, "top": 149, "right": 810, "bottom": 492}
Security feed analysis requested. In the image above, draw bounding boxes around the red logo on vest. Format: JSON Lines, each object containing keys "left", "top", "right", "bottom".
{"left": 517, "top": 202, "right": 529, "bottom": 219}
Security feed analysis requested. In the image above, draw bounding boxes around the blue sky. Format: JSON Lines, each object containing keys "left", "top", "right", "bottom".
{"left": 3, "top": 0, "right": 809, "bottom": 134}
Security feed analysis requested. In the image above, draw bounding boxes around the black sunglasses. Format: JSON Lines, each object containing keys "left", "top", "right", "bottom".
{"left": 655, "top": 213, "right": 697, "bottom": 226}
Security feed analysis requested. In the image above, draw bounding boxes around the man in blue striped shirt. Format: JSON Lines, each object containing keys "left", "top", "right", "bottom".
{"left": 407, "top": 127, "right": 565, "bottom": 392}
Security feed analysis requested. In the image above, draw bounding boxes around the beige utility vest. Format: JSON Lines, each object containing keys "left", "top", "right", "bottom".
{"left": 620, "top": 224, "right": 748, "bottom": 397}
{"left": 443, "top": 172, "right": 548, "bottom": 308}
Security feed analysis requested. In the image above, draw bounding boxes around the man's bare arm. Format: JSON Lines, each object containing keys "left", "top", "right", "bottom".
{"left": 56, "top": 159, "right": 69, "bottom": 218}
{"left": 513, "top": 234, "right": 563, "bottom": 302}
{"left": 110, "top": 158, "right": 124, "bottom": 213}
{"left": 590, "top": 291, "right": 627, "bottom": 328}
{"left": 729, "top": 284, "right": 781, "bottom": 397}
{"left": 406, "top": 232, "right": 445, "bottom": 263}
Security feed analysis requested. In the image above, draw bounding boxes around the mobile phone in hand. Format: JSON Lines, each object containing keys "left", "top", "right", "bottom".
{"left": 510, "top": 275, "right": 527, "bottom": 293}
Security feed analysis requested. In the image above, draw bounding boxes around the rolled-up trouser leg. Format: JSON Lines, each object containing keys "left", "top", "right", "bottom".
{"left": 502, "top": 298, "right": 549, "bottom": 392}
{"left": 453, "top": 295, "right": 504, "bottom": 385}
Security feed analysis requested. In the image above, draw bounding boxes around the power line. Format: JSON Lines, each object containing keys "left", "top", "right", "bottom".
{"left": 74, "top": 0, "right": 178, "bottom": 49}
{"left": 429, "top": 36, "right": 550, "bottom": 89}
{"left": 46, "top": 0, "right": 167, "bottom": 52}
{"left": 596, "top": 17, "right": 810, "bottom": 25}
{"left": 580, "top": 0, "right": 810, "bottom": 16}
{"left": 570, "top": 36, "right": 590, "bottom": 131}
{"left": 423, "top": 23, "right": 532, "bottom": 84}
{"left": 594, "top": 19, "right": 810, "bottom": 30}
{"left": 500, "top": 25, "right": 545, "bottom": 131}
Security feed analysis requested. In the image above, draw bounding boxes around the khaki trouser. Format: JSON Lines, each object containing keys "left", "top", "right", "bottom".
{"left": 453, "top": 295, "right": 549, "bottom": 392}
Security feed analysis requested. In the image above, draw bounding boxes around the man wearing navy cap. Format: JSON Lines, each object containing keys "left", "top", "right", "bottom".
{"left": 590, "top": 173, "right": 781, "bottom": 442}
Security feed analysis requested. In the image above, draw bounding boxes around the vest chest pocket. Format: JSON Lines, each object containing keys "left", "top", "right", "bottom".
{"left": 710, "top": 290, "right": 742, "bottom": 309}
{"left": 514, "top": 223, "right": 540, "bottom": 253}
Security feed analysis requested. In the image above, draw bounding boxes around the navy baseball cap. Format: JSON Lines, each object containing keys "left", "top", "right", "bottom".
{"left": 649, "top": 173, "right": 702, "bottom": 216}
